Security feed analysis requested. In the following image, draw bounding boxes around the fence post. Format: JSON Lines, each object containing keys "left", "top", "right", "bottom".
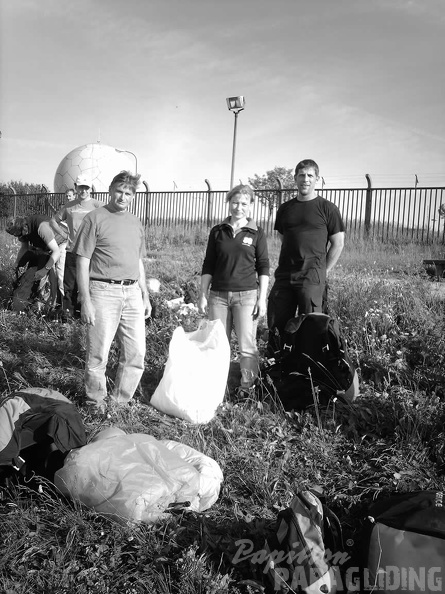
{"left": 142, "top": 180, "right": 150, "bottom": 227}
{"left": 274, "top": 177, "right": 283, "bottom": 208}
{"left": 365, "top": 174, "right": 372, "bottom": 238}
{"left": 43, "top": 183, "right": 57, "bottom": 215}
{"left": 8, "top": 185, "right": 17, "bottom": 217}
{"left": 205, "top": 179, "right": 212, "bottom": 227}
{"left": 40, "top": 184, "right": 49, "bottom": 216}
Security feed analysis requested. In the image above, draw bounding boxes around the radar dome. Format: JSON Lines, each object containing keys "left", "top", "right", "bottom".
{"left": 54, "top": 143, "right": 137, "bottom": 193}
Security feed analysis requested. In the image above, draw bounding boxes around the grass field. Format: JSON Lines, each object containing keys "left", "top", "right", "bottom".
{"left": 1, "top": 227, "right": 445, "bottom": 594}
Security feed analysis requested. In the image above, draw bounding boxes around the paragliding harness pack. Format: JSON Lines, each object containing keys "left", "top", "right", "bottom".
{"left": 262, "top": 489, "right": 346, "bottom": 594}
{"left": 265, "top": 313, "right": 359, "bottom": 411}
{"left": 358, "top": 490, "right": 445, "bottom": 593}
{"left": 0, "top": 388, "right": 87, "bottom": 492}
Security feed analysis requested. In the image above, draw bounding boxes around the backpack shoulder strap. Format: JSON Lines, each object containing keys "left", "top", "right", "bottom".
{"left": 283, "top": 314, "right": 307, "bottom": 336}
{"left": 326, "top": 316, "right": 346, "bottom": 353}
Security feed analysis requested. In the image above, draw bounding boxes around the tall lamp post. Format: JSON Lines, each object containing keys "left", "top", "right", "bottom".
{"left": 226, "top": 96, "right": 245, "bottom": 189}
{"left": 115, "top": 148, "right": 138, "bottom": 174}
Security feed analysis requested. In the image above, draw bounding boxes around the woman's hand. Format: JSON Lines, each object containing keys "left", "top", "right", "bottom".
{"left": 252, "top": 296, "right": 267, "bottom": 320}
{"left": 198, "top": 293, "right": 208, "bottom": 315}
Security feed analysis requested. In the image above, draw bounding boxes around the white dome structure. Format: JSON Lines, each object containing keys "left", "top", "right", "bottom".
{"left": 54, "top": 143, "right": 137, "bottom": 193}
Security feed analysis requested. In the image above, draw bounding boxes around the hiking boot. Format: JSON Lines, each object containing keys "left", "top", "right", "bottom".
{"left": 240, "top": 369, "right": 256, "bottom": 389}
{"left": 61, "top": 309, "right": 73, "bottom": 323}
{"left": 233, "top": 385, "right": 257, "bottom": 403}
{"left": 84, "top": 400, "right": 107, "bottom": 415}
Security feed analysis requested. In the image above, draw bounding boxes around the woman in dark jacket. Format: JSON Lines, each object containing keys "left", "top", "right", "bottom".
{"left": 198, "top": 184, "right": 269, "bottom": 390}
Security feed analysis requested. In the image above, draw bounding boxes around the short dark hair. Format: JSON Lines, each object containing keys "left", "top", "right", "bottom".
{"left": 295, "top": 159, "right": 319, "bottom": 177}
{"left": 6, "top": 216, "right": 28, "bottom": 237}
{"left": 109, "top": 170, "right": 141, "bottom": 194}
{"left": 226, "top": 184, "right": 255, "bottom": 203}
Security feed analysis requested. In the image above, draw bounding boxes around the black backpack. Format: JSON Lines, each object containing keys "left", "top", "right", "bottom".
{"left": 266, "top": 313, "right": 359, "bottom": 411}
{"left": 358, "top": 491, "right": 445, "bottom": 594}
{"left": 262, "top": 489, "right": 346, "bottom": 593}
{"left": 0, "top": 388, "right": 87, "bottom": 491}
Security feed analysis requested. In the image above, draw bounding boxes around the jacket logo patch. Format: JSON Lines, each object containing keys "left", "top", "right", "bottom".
{"left": 242, "top": 237, "right": 253, "bottom": 246}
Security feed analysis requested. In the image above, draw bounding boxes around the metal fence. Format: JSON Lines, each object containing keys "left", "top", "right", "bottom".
{"left": 1, "top": 183, "right": 444, "bottom": 242}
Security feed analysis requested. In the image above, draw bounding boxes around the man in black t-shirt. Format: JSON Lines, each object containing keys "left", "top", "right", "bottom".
{"left": 267, "top": 159, "right": 345, "bottom": 350}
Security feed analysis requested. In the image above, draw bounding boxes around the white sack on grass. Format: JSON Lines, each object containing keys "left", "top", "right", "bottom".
{"left": 150, "top": 319, "right": 230, "bottom": 423}
{"left": 54, "top": 428, "right": 223, "bottom": 524}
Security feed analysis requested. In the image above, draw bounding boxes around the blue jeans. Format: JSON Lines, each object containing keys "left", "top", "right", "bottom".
{"left": 85, "top": 281, "right": 146, "bottom": 404}
{"left": 209, "top": 289, "right": 258, "bottom": 386}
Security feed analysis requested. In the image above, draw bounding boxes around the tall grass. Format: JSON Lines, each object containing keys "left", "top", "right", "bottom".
{"left": 1, "top": 226, "right": 445, "bottom": 593}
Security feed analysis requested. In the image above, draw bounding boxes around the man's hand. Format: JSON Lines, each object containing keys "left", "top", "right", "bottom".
{"left": 326, "top": 231, "right": 345, "bottom": 275}
{"left": 81, "top": 300, "right": 95, "bottom": 325}
{"left": 143, "top": 294, "right": 152, "bottom": 319}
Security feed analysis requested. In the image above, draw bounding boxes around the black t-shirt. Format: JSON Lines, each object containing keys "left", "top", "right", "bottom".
{"left": 274, "top": 195, "right": 345, "bottom": 273}
{"left": 24, "top": 215, "right": 54, "bottom": 251}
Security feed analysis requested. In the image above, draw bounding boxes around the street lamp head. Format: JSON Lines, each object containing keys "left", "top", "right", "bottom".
{"left": 226, "top": 97, "right": 245, "bottom": 189}
{"left": 115, "top": 148, "right": 138, "bottom": 174}
{"left": 226, "top": 96, "right": 246, "bottom": 113}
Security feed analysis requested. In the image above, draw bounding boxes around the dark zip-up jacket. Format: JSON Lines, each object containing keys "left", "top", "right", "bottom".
{"left": 202, "top": 217, "right": 269, "bottom": 291}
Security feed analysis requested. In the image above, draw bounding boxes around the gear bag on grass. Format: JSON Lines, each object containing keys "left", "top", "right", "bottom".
{"left": 267, "top": 313, "right": 359, "bottom": 411}
{"left": 359, "top": 490, "right": 445, "bottom": 594}
{"left": 55, "top": 427, "right": 223, "bottom": 524}
{"left": 263, "top": 489, "right": 345, "bottom": 594}
{"left": 0, "top": 387, "right": 87, "bottom": 489}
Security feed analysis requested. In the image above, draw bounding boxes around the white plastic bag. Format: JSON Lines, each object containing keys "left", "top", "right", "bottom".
{"left": 150, "top": 319, "right": 230, "bottom": 423}
{"left": 54, "top": 428, "right": 223, "bottom": 524}
{"left": 160, "top": 439, "right": 223, "bottom": 511}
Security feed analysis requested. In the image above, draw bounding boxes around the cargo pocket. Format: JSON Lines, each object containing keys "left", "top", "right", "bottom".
{"left": 290, "top": 267, "right": 321, "bottom": 286}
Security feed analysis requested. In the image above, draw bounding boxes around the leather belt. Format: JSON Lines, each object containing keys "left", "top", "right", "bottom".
{"left": 91, "top": 278, "right": 137, "bottom": 286}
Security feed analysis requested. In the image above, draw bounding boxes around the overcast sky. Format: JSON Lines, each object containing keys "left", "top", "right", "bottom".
{"left": 1, "top": 0, "right": 444, "bottom": 191}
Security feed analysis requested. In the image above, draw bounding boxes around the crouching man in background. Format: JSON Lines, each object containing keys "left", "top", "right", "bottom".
{"left": 7, "top": 214, "right": 62, "bottom": 280}
{"left": 73, "top": 171, "right": 151, "bottom": 411}
{"left": 6, "top": 214, "right": 63, "bottom": 312}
